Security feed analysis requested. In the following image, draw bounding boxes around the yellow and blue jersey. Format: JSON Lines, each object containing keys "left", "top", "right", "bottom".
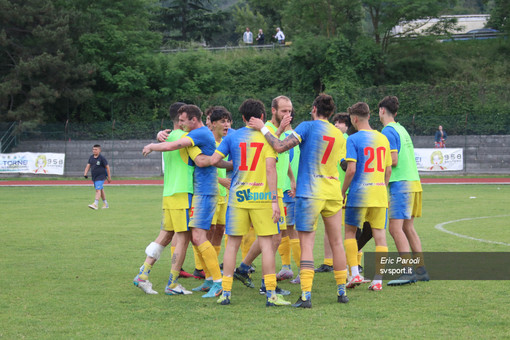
{"left": 345, "top": 130, "right": 391, "bottom": 208}
{"left": 184, "top": 126, "right": 218, "bottom": 196}
{"left": 215, "top": 127, "right": 277, "bottom": 209}
{"left": 293, "top": 119, "right": 345, "bottom": 200}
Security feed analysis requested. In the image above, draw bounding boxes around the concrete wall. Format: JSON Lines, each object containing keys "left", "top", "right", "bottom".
{"left": 8, "top": 139, "right": 163, "bottom": 177}
{"left": 413, "top": 135, "right": 510, "bottom": 174}
{"left": 4, "top": 135, "right": 510, "bottom": 177}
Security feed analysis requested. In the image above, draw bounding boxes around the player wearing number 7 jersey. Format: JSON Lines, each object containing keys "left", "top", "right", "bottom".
{"left": 248, "top": 94, "right": 349, "bottom": 308}
{"left": 342, "top": 102, "right": 392, "bottom": 292}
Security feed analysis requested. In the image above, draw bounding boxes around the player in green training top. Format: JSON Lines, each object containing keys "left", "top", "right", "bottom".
{"left": 133, "top": 102, "right": 195, "bottom": 295}
{"left": 379, "top": 96, "right": 429, "bottom": 285}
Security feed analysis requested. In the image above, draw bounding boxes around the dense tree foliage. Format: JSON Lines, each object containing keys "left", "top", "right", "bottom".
{"left": 1, "top": 0, "right": 509, "bottom": 135}
{"left": 0, "top": 0, "right": 93, "bottom": 123}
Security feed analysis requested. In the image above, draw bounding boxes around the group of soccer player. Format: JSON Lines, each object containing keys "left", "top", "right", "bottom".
{"left": 133, "top": 93, "right": 429, "bottom": 308}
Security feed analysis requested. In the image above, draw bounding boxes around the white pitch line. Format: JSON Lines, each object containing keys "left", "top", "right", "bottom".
{"left": 434, "top": 215, "right": 510, "bottom": 246}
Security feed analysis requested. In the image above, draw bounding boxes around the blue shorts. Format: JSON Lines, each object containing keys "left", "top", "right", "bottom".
{"left": 389, "top": 191, "right": 422, "bottom": 220}
{"left": 94, "top": 180, "right": 105, "bottom": 190}
{"left": 189, "top": 195, "right": 218, "bottom": 230}
{"left": 284, "top": 201, "right": 295, "bottom": 226}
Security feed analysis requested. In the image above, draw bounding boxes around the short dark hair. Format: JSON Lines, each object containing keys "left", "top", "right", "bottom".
{"left": 271, "top": 95, "right": 291, "bottom": 110}
{"left": 348, "top": 102, "right": 370, "bottom": 118}
{"left": 378, "top": 96, "right": 399, "bottom": 115}
{"left": 178, "top": 104, "right": 202, "bottom": 121}
{"left": 239, "top": 99, "right": 265, "bottom": 121}
{"left": 93, "top": 144, "right": 101, "bottom": 148}
{"left": 169, "top": 102, "right": 186, "bottom": 121}
{"left": 209, "top": 106, "right": 233, "bottom": 123}
{"left": 331, "top": 113, "right": 350, "bottom": 125}
{"left": 313, "top": 94, "right": 335, "bottom": 119}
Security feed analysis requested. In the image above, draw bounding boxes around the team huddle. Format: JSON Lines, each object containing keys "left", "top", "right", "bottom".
{"left": 133, "top": 94, "right": 429, "bottom": 308}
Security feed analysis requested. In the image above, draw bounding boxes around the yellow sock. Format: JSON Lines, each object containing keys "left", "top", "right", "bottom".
{"left": 324, "top": 258, "right": 333, "bottom": 266}
{"left": 334, "top": 269, "right": 348, "bottom": 285}
{"left": 195, "top": 246, "right": 210, "bottom": 278}
{"left": 290, "top": 238, "right": 301, "bottom": 268}
{"left": 414, "top": 252, "right": 425, "bottom": 267}
{"left": 168, "top": 269, "right": 179, "bottom": 287}
{"left": 278, "top": 236, "right": 291, "bottom": 266}
{"left": 171, "top": 246, "right": 176, "bottom": 259}
{"left": 300, "top": 269, "right": 314, "bottom": 292}
{"left": 222, "top": 276, "right": 233, "bottom": 292}
{"left": 138, "top": 262, "right": 152, "bottom": 280}
{"left": 198, "top": 241, "right": 222, "bottom": 281}
{"left": 192, "top": 245, "right": 203, "bottom": 271}
{"left": 400, "top": 252, "right": 412, "bottom": 267}
{"left": 214, "top": 245, "right": 221, "bottom": 258}
{"left": 344, "top": 238, "right": 358, "bottom": 269}
{"left": 264, "top": 274, "right": 277, "bottom": 292}
{"left": 375, "top": 246, "right": 389, "bottom": 278}
{"left": 357, "top": 251, "right": 363, "bottom": 267}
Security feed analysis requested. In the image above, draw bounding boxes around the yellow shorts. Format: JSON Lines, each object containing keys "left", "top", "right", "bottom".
{"left": 389, "top": 191, "right": 422, "bottom": 219}
{"left": 212, "top": 201, "right": 227, "bottom": 225}
{"left": 345, "top": 207, "right": 387, "bottom": 230}
{"left": 161, "top": 208, "right": 189, "bottom": 232}
{"left": 295, "top": 198, "right": 343, "bottom": 232}
{"left": 225, "top": 206, "right": 280, "bottom": 236}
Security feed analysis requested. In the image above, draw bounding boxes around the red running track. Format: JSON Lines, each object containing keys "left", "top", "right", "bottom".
{"left": 1, "top": 178, "right": 510, "bottom": 186}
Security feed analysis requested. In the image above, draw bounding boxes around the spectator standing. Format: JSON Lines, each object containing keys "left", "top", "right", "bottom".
{"left": 256, "top": 29, "right": 265, "bottom": 45}
{"left": 243, "top": 27, "right": 253, "bottom": 44}
{"left": 434, "top": 125, "right": 447, "bottom": 148}
{"left": 274, "top": 27, "right": 285, "bottom": 44}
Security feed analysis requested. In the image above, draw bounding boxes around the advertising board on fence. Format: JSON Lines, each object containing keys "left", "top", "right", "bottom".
{"left": 0, "top": 153, "right": 65, "bottom": 175}
{"left": 415, "top": 148, "right": 463, "bottom": 171}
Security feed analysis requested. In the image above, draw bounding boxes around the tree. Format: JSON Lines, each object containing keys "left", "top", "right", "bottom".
{"left": 156, "top": 0, "right": 212, "bottom": 42}
{"left": 0, "top": 0, "right": 94, "bottom": 123}
{"left": 486, "top": 0, "right": 510, "bottom": 32}
{"left": 362, "top": 0, "right": 456, "bottom": 52}
{"left": 62, "top": 0, "right": 162, "bottom": 121}
{"left": 282, "top": 0, "right": 363, "bottom": 41}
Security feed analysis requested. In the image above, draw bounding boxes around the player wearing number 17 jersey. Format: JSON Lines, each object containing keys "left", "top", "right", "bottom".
{"left": 249, "top": 94, "right": 349, "bottom": 308}
{"left": 211, "top": 99, "right": 290, "bottom": 307}
{"left": 342, "top": 102, "right": 392, "bottom": 292}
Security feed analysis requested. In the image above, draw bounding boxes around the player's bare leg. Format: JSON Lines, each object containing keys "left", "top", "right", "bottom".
{"left": 324, "top": 211, "right": 348, "bottom": 302}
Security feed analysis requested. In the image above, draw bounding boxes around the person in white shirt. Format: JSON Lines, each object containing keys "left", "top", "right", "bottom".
{"left": 274, "top": 27, "right": 285, "bottom": 44}
{"left": 243, "top": 27, "right": 253, "bottom": 44}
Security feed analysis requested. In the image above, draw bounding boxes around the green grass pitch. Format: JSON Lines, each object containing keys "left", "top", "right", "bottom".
{"left": 1, "top": 184, "right": 509, "bottom": 338}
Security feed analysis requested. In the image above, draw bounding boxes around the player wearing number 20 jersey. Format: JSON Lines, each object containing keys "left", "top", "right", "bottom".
{"left": 344, "top": 130, "right": 392, "bottom": 209}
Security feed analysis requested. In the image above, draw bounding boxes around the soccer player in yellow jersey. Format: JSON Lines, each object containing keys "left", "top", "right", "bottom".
{"left": 143, "top": 105, "right": 232, "bottom": 298}
{"left": 233, "top": 96, "right": 295, "bottom": 295}
{"left": 211, "top": 99, "right": 290, "bottom": 307}
{"left": 342, "top": 102, "right": 392, "bottom": 292}
{"left": 133, "top": 102, "right": 194, "bottom": 295}
{"left": 379, "top": 96, "right": 429, "bottom": 285}
{"left": 249, "top": 94, "right": 349, "bottom": 308}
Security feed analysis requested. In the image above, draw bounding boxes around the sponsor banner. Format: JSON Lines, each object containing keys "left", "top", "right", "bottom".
{"left": 0, "top": 152, "right": 65, "bottom": 175}
{"left": 415, "top": 148, "right": 463, "bottom": 171}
